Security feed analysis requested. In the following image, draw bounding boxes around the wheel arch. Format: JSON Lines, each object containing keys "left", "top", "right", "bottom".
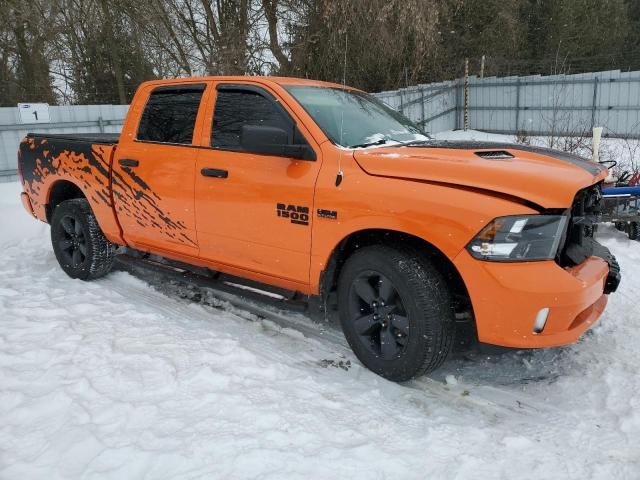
{"left": 43, "top": 178, "right": 123, "bottom": 245}
{"left": 45, "top": 180, "right": 86, "bottom": 223}
{"left": 318, "top": 228, "right": 477, "bottom": 347}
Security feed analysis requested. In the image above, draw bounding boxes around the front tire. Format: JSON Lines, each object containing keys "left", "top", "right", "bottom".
{"left": 51, "top": 198, "right": 115, "bottom": 280}
{"left": 337, "top": 245, "right": 456, "bottom": 382}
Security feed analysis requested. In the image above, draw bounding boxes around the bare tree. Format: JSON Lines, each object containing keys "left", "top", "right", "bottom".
{"left": 2, "top": 0, "right": 639, "bottom": 105}
{"left": 0, "top": 0, "right": 57, "bottom": 106}
{"left": 286, "top": 0, "right": 444, "bottom": 91}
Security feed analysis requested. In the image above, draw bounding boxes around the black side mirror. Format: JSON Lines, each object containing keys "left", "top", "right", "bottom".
{"left": 240, "top": 125, "right": 316, "bottom": 161}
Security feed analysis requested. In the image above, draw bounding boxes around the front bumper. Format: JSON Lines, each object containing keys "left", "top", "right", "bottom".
{"left": 454, "top": 244, "right": 619, "bottom": 348}
{"left": 591, "top": 240, "right": 621, "bottom": 294}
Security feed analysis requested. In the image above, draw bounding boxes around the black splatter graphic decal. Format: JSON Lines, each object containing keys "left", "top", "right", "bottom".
{"left": 20, "top": 136, "right": 197, "bottom": 246}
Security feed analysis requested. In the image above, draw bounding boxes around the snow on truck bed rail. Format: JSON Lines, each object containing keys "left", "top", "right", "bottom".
{"left": 1, "top": 177, "right": 639, "bottom": 479}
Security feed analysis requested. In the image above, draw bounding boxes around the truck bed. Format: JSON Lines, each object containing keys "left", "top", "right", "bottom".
{"left": 26, "top": 132, "right": 119, "bottom": 145}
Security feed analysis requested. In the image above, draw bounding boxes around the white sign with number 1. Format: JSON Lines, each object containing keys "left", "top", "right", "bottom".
{"left": 18, "top": 103, "right": 51, "bottom": 124}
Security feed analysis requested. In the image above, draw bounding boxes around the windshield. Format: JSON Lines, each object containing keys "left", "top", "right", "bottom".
{"left": 285, "top": 86, "right": 429, "bottom": 148}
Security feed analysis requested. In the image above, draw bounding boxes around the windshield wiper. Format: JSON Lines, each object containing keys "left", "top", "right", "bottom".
{"left": 395, "top": 138, "right": 434, "bottom": 147}
{"left": 350, "top": 135, "right": 433, "bottom": 149}
{"left": 349, "top": 138, "right": 390, "bottom": 149}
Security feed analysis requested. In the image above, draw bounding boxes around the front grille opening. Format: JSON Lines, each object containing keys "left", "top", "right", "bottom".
{"left": 474, "top": 150, "right": 515, "bottom": 160}
{"left": 557, "top": 185, "right": 602, "bottom": 267}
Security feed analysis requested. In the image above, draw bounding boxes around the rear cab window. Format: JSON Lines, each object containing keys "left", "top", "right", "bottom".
{"left": 137, "top": 84, "right": 206, "bottom": 145}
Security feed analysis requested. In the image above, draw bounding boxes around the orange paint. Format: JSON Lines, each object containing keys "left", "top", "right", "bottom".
{"left": 18, "top": 76, "right": 614, "bottom": 348}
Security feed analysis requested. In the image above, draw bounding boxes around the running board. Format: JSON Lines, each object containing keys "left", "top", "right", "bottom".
{"left": 113, "top": 251, "right": 477, "bottom": 354}
{"left": 113, "top": 252, "right": 344, "bottom": 344}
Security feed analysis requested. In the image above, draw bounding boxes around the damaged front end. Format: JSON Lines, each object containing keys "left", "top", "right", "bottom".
{"left": 558, "top": 184, "right": 621, "bottom": 294}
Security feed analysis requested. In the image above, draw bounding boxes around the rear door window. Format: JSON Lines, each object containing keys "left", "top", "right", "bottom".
{"left": 137, "top": 85, "right": 205, "bottom": 145}
{"left": 211, "top": 88, "right": 291, "bottom": 150}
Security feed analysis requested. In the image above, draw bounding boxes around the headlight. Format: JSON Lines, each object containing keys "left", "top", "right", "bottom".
{"left": 467, "top": 215, "right": 568, "bottom": 262}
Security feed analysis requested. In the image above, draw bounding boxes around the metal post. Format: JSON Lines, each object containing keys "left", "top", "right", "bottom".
{"left": 480, "top": 55, "right": 485, "bottom": 79}
{"left": 591, "top": 77, "right": 599, "bottom": 130}
{"left": 464, "top": 58, "right": 469, "bottom": 131}
{"left": 455, "top": 79, "right": 461, "bottom": 130}
{"left": 420, "top": 88, "right": 425, "bottom": 126}
{"left": 98, "top": 116, "right": 104, "bottom": 133}
{"left": 515, "top": 78, "right": 521, "bottom": 133}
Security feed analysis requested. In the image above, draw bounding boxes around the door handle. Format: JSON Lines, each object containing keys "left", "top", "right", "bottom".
{"left": 201, "top": 168, "right": 228, "bottom": 178}
{"left": 119, "top": 158, "right": 139, "bottom": 167}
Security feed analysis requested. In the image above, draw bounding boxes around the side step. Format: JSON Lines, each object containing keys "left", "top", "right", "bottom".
{"left": 113, "top": 252, "right": 344, "bottom": 343}
{"left": 112, "top": 250, "right": 477, "bottom": 354}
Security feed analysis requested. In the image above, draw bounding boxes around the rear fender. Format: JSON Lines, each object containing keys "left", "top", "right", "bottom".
{"left": 19, "top": 136, "right": 124, "bottom": 244}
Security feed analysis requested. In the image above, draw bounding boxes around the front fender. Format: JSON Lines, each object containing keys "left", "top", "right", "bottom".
{"left": 309, "top": 165, "right": 537, "bottom": 293}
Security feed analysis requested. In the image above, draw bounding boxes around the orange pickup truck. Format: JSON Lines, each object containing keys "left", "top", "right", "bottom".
{"left": 18, "top": 76, "right": 620, "bottom": 381}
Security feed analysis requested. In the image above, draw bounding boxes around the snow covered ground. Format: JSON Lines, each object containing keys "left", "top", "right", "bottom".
{"left": 1, "top": 174, "right": 639, "bottom": 478}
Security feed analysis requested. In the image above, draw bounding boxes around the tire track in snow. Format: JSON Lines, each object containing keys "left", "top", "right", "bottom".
{"left": 99, "top": 227, "right": 640, "bottom": 469}
{"left": 103, "top": 264, "right": 576, "bottom": 423}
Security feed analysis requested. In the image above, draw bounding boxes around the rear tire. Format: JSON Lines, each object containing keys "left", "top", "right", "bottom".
{"left": 629, "top": 222, "right": 639, "bottom": 240}
{"left": 51, "top": 198, "right": 115, "bottom": 280}
{"left": 337, "top": 245, "right": 456, "bottom": 382}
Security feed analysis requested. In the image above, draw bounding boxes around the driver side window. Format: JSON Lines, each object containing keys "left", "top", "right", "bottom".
{"left": 211, "top": 89, "right": 291, "bottom": 150}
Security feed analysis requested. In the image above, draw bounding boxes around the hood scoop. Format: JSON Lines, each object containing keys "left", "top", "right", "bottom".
{"left": 474, "top": 150, "right": 514, "bottom": 160}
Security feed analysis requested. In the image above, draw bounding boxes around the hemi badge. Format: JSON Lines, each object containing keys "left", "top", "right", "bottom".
{"left": 317, "top": 209, "right": 337, "bottom": 220}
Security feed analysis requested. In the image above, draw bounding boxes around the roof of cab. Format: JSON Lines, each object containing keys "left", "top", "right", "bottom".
{"left": 139, "top": 76, "right": 355, "bottom": 91}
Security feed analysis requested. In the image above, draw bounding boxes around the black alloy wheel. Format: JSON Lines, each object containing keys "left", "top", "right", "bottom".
{"left": 58, "top": 214, "right": 88, "bottom": 268}
{"left": 348, "top": 271, "right": 410, "bottom": 360}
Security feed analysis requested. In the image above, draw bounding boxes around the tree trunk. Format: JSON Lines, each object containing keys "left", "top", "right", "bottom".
{"left": 262, "top": 0, "right": 290, "bottom": 72}
{"left": 100, "top": 0, "right": 126, "bottom": 104}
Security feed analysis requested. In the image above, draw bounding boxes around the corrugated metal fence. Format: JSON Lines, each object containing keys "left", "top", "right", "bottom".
{"left": 0, "top": 104, "right": 128, "bottom": 182}
{"left": 374, "top": 69, "right": 640, "bottom": 139}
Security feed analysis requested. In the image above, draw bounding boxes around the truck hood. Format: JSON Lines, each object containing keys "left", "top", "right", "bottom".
{"left": 352, "top": 140, "right": 608, "bottom": 208}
